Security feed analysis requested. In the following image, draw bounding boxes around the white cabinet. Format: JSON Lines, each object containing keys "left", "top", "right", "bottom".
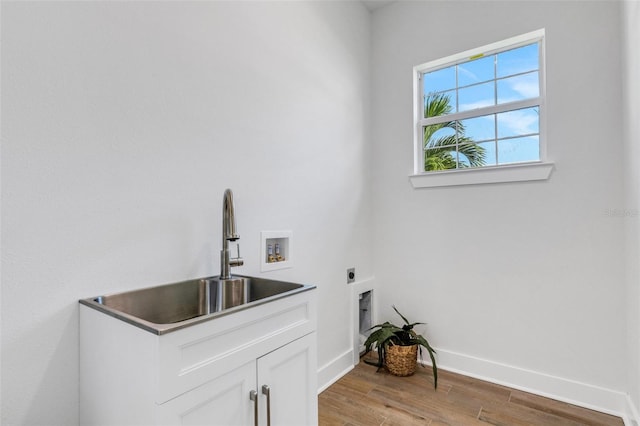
{"left": 158, "top": 334, "right": 317, "bottom": 426}
{"left": 80, "top": 288, "right": 317, "bottom": 426}
{"left": 158, "top": 360, "right": 256, "bottom": 426}
{"left": 256, "top": 333, "right": 317, "bottom": 426}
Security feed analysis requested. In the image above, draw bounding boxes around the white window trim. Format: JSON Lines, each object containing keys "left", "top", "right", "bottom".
{"left": 409, "top": 161, "right": 554, "bottom": 188}
{"left": 411, "top": 29, "right": 554, "bottom": 188}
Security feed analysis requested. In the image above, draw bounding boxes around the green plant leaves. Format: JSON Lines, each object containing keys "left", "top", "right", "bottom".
{"left": 363, "top": 306, "right": 438, "bottom": 389}
{"left": 393, "top": 305, "right": 410, "bottom": 325}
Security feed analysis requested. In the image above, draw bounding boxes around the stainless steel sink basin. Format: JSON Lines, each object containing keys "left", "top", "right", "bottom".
{"left": 80, "top": 275, "right": 314, "bottom": 334}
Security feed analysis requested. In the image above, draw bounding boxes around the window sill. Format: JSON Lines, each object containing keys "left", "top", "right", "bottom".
{"left": 409, "top": 162, "right": 554, "bottom": 188}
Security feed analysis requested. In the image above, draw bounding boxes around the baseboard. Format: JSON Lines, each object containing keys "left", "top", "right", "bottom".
{"left": 430, "top": 348, "right": 630, "bottom": 420}
{"left": 319, "top": 343, "right": 639, "bottom": 424}
{"left": 317, "top": 348, "right": 354, "bottom": 394}
{"left": 624, "top": 394, "right": 640, "bottom": 426}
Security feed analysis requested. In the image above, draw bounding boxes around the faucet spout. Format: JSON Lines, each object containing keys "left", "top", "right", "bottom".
{"left": 220, "top": 189, "right": 243, "bottom": 279}
{"left": 223, "top": 189, "right": 239, "bottom": 242}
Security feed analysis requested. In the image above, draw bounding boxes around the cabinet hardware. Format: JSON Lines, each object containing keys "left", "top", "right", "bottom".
{"left": 250, "top": 390, "right": 258, "bottom": 426}
{"left": 262, "top": 385, "right": 271, "bottom": 426}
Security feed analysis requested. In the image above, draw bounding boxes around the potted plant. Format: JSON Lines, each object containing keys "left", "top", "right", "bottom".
{"left": 363, "top": 305, "right": 438, "bottom": 388}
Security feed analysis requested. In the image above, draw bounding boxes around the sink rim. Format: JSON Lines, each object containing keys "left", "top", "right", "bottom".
{"left": 79, "top": 274, "right": 315, "bottom": 335}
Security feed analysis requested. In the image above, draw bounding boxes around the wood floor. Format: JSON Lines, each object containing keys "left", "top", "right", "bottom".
{"left": 318, "top": 359, "right": 624, "bottom": 426}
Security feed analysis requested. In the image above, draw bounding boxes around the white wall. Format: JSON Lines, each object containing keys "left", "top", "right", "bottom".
{"left": 371, "top": 0, "right": 628, "bottom": 414}
{"left": 0, "top": 2, "right": 371, "bottom": 424}
{"left": 623, "top": 0, "right": 640, "bottom": 421}
{"left": 3, "top": 0, "right": 637, "bottom": 424}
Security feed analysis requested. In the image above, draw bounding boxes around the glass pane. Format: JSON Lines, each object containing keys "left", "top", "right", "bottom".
{"left": 477, "top": 141, "right": 497, "bottom": 166}
{"left": 424, "top": 124, "right": 456, "bottom": 149}
{"left": 425, "top": 91, "right": 456, "bottom": 118}
{"left": 497, "top": 107, "right": 539, "bottom": 138}
{"left": 497, "top": 136, "right": 540, "bottom": 164}
{"left": 457, "top": 140, "right": 488, "bottom": 168}
{"left": 458, "top": 81, "right": 495, "bottom": 112}
{"left": 497, "top": 43, "right": 539, "bottom": 78}
{"left": 497, "top": 72, "right": 539, "bottom": 104}
{"left": 459, "top": 114, "right": 495, "bottom": 142}
{"left": 458, "top": 55, "right": 494, "bottom": 87}
{"left": 423, "top": 65, "right": 456, "bottom": 94}
{"left": 425, "top": 147, "right": 458, "bottom": 171}
{"left": 458, "top": 152, "right": 471, "bottom": 167}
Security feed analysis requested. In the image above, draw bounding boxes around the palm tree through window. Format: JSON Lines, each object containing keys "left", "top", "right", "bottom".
{"left": 415, "top": 32, "right": 544, "bottom": 173}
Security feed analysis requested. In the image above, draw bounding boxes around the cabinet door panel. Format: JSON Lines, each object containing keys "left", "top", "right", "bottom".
{"left": 257, "top": 333, "right": 318, "bottom": 426}
{"left": 158, "top": 360, "right": 256, "bottom": 426}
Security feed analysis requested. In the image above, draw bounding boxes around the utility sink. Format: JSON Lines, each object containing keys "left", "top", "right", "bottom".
{"left": 79, "top": 275, "right": 314, "bottom": 334}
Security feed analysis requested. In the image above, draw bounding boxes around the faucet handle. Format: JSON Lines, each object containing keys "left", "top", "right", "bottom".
{"left": 229, "top": 243, "right": 244, "bottom": 267}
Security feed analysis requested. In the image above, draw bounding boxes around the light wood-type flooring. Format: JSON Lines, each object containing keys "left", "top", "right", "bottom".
{"left": 318, "top": 359, "right": 624, "bottom": 426}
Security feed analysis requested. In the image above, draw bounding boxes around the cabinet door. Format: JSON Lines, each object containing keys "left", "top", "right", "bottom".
{"left": 158, "top": 360, "right": 256, "bottom": 426}
{"left": 257, "top": 333, "right": 318, "bottom": 426}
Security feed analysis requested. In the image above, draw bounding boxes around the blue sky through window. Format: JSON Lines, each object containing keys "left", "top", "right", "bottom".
{"left": 422, "top": 42, "right": 540, "bottom": 169}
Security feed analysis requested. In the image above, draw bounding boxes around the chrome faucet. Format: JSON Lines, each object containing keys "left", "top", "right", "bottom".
{"left": 220, "top": 188, "right": 243, "bottom": 279}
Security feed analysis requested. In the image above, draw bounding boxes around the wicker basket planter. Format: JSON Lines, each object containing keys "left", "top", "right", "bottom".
{"left": 363, "top": 306, "right": 438, "bottom": 388}
{"left": 385, "top": 344, "right": 418, "bottom": 376}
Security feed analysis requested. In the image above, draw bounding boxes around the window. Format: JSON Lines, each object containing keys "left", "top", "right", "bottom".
{"left": 411, "top": 29, "right": 553, "bottom": 188}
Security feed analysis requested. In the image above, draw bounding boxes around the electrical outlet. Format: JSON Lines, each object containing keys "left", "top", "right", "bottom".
{"left": 347, "top": 267, "right": 356, "bottom": 284}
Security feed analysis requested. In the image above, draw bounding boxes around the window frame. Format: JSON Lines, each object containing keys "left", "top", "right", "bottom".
{"left": 411, "top": 29, "right": 553, "bottom": 188}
